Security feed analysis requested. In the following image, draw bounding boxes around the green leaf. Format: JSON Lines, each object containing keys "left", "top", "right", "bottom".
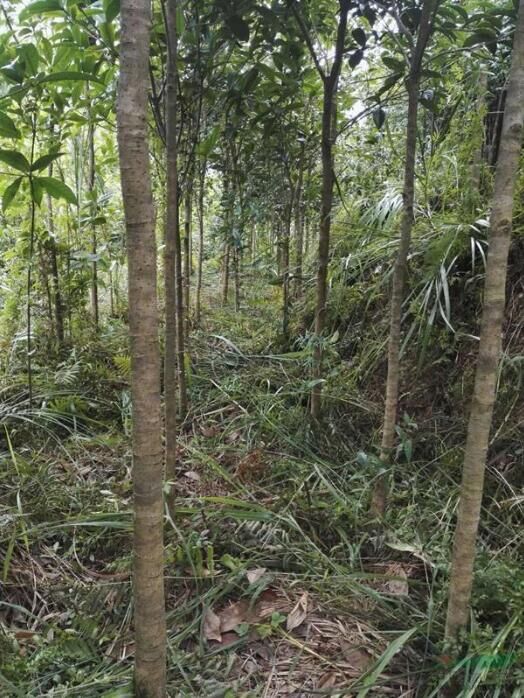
{"left": 103, "top": 0, "right": 120, "bottom": 23}
{"left": 31, "top": 151, "right": 64, "bottom": 172}
{"left": 33, "top": 176, "right": 77, "bottom": 204}
{"left": 18, "top": 44, "right": 39, "bottom": 76}
{"left": 0, "top": 61, "right": 24, "bottom": 84}
{"left": 19, "top": 0, "right": 63, "bottom": 22}
{"left": 357, "top": 628, "right": 417, "bottom": 697}
{"left": 463, "top": 29, "right": 498, "bottom": 49}
{"left": 348, "top": 49, "right": 364, "bottom": 69}
{"left": 382, "top": 55, "right": 405, "bottom": 73}
{"left": 372, "top": 107, "right": 386, "bottom": 129}
{"left": 352, "top": 28, "right": 367, "bottom": 47}
{"left": 228, "top": 15, "right": 250, "bottom": 42}
{"left": 2, "top": 176, "right": 22, "bottom": 210}
{"left": 0, "top": 111, "right": 20, "bottom": 139}
{"left": 36, "top": 71, "right": 105, "bottom": 86}
{"left": 31, "top": 178, "right": 43, "bottom": 205}
{"left": 0, "top": 149, "right": 30, "bottom": 172}
{"left": 197, "top": 126, "right": 220, "bottom": 157}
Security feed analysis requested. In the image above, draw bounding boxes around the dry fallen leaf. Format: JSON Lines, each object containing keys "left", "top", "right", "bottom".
{"left": 246, "top": 567, "right": 267, "bottom": 584}
{"left": 184, "top": 470, "right": 201, "bottom": 482}
{"left": 201, "top": 425, "right": 219, "bottom": 438}
{"left": 286, "top": 591, "right": 308, "bottom": 631}
{"left": 385, "top": 564, "right": 409, "bottom": 597}
{"left": 203, "top": 608, "right": 222, "bottom": 642}
{"left": 218, "top": 600, "right": 251, "bottom": 633}
{"left": 317, "top": 672, "right": 338, "bottom": 689}
{"left": 341, "top": 644, "right": 373, "bottom": 671}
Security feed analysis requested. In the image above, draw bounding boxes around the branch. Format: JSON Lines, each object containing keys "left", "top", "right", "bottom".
{"left": 290, "top": 1, "right": 325, "bottom": 81}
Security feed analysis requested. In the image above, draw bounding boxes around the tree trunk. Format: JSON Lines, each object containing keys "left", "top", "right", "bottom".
{"left": 38, "top": 243, "right": 54, "bottom": 349}
{"left": 47, "top": 164, "right": 64, "bottom": 349}
{"left": 222, "top": 244, "right": 230, "bottom": 305}
{"left": 164, "top": 0, "right": 180, "bottom": 492}
{"left": 233, "top": 246, "right": 240, "bottom": 312}
{"left": 282, "top": 202, "right": 292, "bottom": 342}
{"left": 195, "top": 161, "right": 205, "bottom": 326}
{"left": 117, "top": 0, "right": 166, "bottom": 692}
{"left": 310, "top": 79, "right": 337, "bottom": 419}
{"left": 88, "top": 120, "right": 99, "bottom": 330}
{"left": 183, "top": 180, "right": 192, "bottom": 338}
{"left": 371, "top": 0, "right": 437, "bottom": 516}
{"left": 445, "top": 0, "right": 524, "bottom": 642}
{"left": 294, "top": 142, "right": 305, "bottom": 298}
{"left": 470, "top": 71, "right": 488, "bottom": 207}
{"left": 309, "top": 1, "right": 349, "bottom": 420}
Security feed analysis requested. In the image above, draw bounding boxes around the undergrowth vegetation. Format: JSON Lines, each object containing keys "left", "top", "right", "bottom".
{"left": 1, "top": 250, "right": 522, "bottom": 695}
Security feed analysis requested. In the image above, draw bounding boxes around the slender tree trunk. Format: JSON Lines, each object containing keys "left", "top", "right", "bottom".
{"left": 222, "top": 244, "right": 230, "bottom": 305}
{"left": 47, "top": 164, "right": 64, "bottom": 348}
{"left": 445, "top": 0, "right": 524, "bottom": 642}
{"left": 294, "top": 142, "right": 305, "bottom": 298}
{"left": 183, "top": 180, "right": 192, "bottom": 338}
{"left": 88, "top": 120, "right": 99, "bottom": 329}
{"left": 117, "top": 0, "right": 166, "bottom": 692}
{"left": 309, "top": 1, "right": 349, "bottom": 419}
{"left": 282, "top": 202, "right": 292, "bottom": 342}
{"left": 175, "top": 197, "right": 188, "bottom": 416}
{"left": 233, "top": 247, "right": 240, "bottom": 312}
{"left": 26, "top": 120, "right": 37, "bottom": 409}
{"left": 470, "top": 71, "right": 488, "bottom": 207}
{"left": 109, "top": 267, "right": 115, "bottom": 316}
{"left": 195, "top": 161, "right": 205, "bottom": 326}
{"left": 304, "top": 214, "right": 310, "bottom": 258}
{"left": 371, "top": 0, "right": 437, "bottom": 516}
{"left": 310, "top": 80, "right": 337, "bottom": 419}
{"left": 38, "top": 243, "right": 54, "bottom": 348}
{"left": 164, "top": 0, "right": 180, "bottom": 490}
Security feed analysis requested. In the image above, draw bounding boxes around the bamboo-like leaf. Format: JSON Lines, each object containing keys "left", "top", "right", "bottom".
{"left": 31, "top": 151, "right": 64, "bottom": 172}
{"left": 357, "top": 627, "right": 417, "bottom": 697}
{"left": 19, "top": 0, "right": 63, "bottom": 22}
{"left": 0, "top": 149, "right": 29, "bottom": 172}
{"left": 36, "top": 71, "right": 105, "bottom": 86}
{"left": 33, "top": 176, "right": 77, "bottom": 204}
{"left": 2, "top": 176, "right": 22, "bottom": 210}
{"left": 0, "top": 111, "right": 20, "bottom": 138}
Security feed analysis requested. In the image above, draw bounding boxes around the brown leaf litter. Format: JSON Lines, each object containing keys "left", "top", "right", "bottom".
{"left": 199, "top": 585, "right": 418, "bottom": 697}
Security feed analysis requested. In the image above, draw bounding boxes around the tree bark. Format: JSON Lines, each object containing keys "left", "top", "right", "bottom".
{"left": 310, "top": 81, "right": 338, "bottom": 419}
{"left": 164, "top": 0, "right": 180, "bottom": 492}
{"left": 117, "top": 0, "right": 166, "bottom": 692}
{"left": 294, "top": 141, "right": 305, "bottom": 298}
{"left": 233, "top": 246, "right": 240, "bottom": 312}
{"left": 470, "top": 71, "right": 488, "bottom": 207}
{"left": 88, "top": 120, "right": 99, "bottom": 330}
{"left": 222, "top": 244, "right": 230, "bottom": 305}
{"left": 47, "top": 163, "right": 64, "bottom": 349}
{"left": 183, "top": 179, "right": 192, "bottom": 338}
{"left": 309, "top": 0, "right": 349, "bottom": 420}
{"left": 371, "top": 0, "right": 437, "bottom": 516}
{"left": 445, "top": 0, "right": 524, "bottom": 642}
{"left": 282, "top": 201, "right": 292, "bottom": 342}
{"left": 195, "top": 160, "right": 205, "bottom": 326}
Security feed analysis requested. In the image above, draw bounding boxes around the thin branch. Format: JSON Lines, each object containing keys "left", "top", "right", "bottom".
{"left": 290, "top": 1, "right": 325, "bottom": 81}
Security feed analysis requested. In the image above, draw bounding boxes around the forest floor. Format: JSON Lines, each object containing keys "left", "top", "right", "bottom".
{"left": 0, "top": 271, "right": 522, "bottom": 697}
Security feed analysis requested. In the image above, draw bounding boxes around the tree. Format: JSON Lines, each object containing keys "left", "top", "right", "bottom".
{"left": 116, "top": 0, "right": 166, "bottom": 692}
{"left": 164, "top": 0, "right": 181, "bottom": 490}
{"left": 291, "top": 0, "right": 351, "bottom": 419}
{"left": 445, "top": 0, "right": 524, "bottom": 643}
{"left": 371, "top": 0, "right": 438, "bottom": 517}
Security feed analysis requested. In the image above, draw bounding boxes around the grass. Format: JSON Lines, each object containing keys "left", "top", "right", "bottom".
{"left": 0, "top": 268, "right": 523, "bottom": 696}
